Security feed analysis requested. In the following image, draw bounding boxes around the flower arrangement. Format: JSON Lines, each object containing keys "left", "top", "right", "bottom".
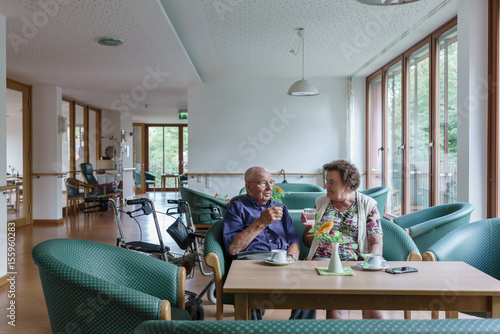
{"left": 309, "top": 219, "right": 366, "bottom": 263}
{"left": 8, "top": 165, "right": 16, "bottom": 176}
{"left": 271, "top": 185, "right": 288, "bottom": 203}
{"left": 214, "top": 193, "right": 231, "bottom": 202}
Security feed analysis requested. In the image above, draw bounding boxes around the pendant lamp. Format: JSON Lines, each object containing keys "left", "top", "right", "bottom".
{"left": 287, "top": 28, "right": 319, "bottom": 96}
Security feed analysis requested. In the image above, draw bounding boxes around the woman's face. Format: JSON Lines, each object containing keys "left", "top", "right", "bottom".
{"left": 325, "top": 170, "right": 351, "bottom": 202}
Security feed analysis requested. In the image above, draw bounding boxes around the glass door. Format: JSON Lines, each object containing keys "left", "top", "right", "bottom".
{"left": 407, "top": 43, "right": 431, "bottom": 212}
{"left": 385, "top": 61, "right": 403, "bottom": 216}
{"left": 147, "top": 125, "right": 187, "bottom": 191}
{"left": 6, "top": 80, "right": 32, "bottom": 227}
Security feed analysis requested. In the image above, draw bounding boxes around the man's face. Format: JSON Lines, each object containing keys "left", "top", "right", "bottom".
{"left": 246, "top": 169, "right": 273, "bottom": 206}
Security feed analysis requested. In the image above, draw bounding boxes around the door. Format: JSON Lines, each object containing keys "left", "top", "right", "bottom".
{"left": 6, "top": 79, "right": 32, "bottom": 227}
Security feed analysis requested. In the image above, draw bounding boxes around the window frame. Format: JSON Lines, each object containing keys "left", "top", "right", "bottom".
{"left": 366, "top": 17, "right": 458, "bottom": 217}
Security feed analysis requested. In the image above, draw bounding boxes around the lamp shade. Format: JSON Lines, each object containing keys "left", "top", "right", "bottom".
{"left": 287, "top": 79, "right": 319, "bottom": 96}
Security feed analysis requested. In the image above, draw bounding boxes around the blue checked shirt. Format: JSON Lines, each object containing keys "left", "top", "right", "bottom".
{"left": 223, "top": 195, "right": 300, "bottom": 255}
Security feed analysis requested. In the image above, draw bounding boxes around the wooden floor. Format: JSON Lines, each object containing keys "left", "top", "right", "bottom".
{"left": 0, "top": 192, "right": 477, "bottom": 333}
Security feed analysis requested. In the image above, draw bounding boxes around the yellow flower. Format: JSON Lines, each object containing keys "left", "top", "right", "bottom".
{"left": 214, "top": 193, "right": 219, "bottom": 198}
{"left": 314, "top": 221, "right": 334, "bottom": 237}
{"left": 273, "top": 185, "right": 284, "bottom": 194}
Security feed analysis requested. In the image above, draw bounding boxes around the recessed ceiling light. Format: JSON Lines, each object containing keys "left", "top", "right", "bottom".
{"left": 97, "top": 38, "right": 123, "bottom": 46}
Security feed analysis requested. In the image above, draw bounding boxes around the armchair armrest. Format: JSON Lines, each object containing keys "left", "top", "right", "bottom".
{"left": 406, "top": 216, "right": 456, "bottom": 239}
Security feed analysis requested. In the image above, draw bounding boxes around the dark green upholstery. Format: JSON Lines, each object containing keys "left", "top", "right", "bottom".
{"left": 203, "top": 220, "right": 234, "bottom": 306}
{"left": 179, "top": 174, "right": 188, "bottom": 186}
{"left": 290, "top": 211, "right": 310, "bottom": 260}
{"left": 80, "top": 162, "right": 122, "bottom": 197}
{"left": 179, "top": 187, "right": 230, "bottom": 228}
{"left": 32, "top": 238, "right": 190, "bottom": 334}
{"left": 359, "top": 186, "right": 390, "bottom": 215}
{"left": 280, "top": 192, "right": 325, "bottom": 210}
{"left": 423, "top": 218, "right": 500, "bottom": 318}
{"left": 239, "top": 182, "right": 325, "bottom": 194}
{"left": 392, "top": 202, "right": 474, "bottom": 253}
{"left": 135, "top": 319, "right": 500, "bottom": 334}
{"left": 381, "top": 218, "right": 421, "bottom": 261}
{"left": 134, "top": 170, "right": 156, "bottom": 188}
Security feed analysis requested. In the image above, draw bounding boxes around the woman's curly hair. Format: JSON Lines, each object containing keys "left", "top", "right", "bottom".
{"left": 323, "top": 160, "right": 360, "bottom": 191}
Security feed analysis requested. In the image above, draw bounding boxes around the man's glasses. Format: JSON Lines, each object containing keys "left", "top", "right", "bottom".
{"left": 249, "top": 180, "right": 275, "bottom": 187}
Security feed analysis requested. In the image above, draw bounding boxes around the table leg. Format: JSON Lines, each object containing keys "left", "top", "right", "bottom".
{"left": 445, "top": 311, "right": 458, "bottom": 318}
{"left": 492, "top": 296, "right": 500, "bottom": 318}
{"left": 161, "top": 175, "right": 165, "bottom": 192}
{"left": 234, "top": 293, "right": 250, "bottom": 320}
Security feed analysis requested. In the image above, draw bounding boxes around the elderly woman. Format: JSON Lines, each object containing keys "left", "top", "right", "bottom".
{"left": 302, "top": 160, "right": 385, "bottom": 320}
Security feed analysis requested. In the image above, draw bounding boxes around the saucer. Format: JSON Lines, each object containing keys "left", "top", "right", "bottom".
{"left": 265, "top": 257, "right": 294, "bottom": 266}
{"left": 356, "top": 262, "right": 390, "bottom": 271}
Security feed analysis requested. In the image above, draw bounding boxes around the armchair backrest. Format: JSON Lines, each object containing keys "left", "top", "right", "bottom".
{"left": 381, "top": 218, "right": 421, "bottom": 261}
{"left": 31, "top": 238, "right": 187, "bottom": 332}
{"left": 204, "top": 220, "right": 228, "bottom": 277}
{"left": 393, "top": 202, "right": 474, "bottom": 252}
{"left": 80, "top": 163, "right": 98, "bottom": 185}
{"left": 179, "top": 187, "right": 230, "bottom": 227}
{"left": 423, "top": 218, "right": 500, "bottom": 278}
{"left": 360, "top": 186, "right": 390, "bottom": 215}
{"left": 240, "top": 183, "right": 325, "bottom": 194}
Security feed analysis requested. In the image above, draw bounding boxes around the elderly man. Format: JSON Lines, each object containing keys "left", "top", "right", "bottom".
{"left": 223, "top": 166, "right": 316, "bottom": 320}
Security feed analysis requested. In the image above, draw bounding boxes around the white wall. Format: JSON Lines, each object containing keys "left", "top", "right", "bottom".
{"left": 120, "top": 111, "right": 134, "bottom": 201}
{"left": 456, "top": 0, "right": 488, "bottom": 221}
{"left": 350, "top": 76, "right": 367, "bottom": 190}
{"left": 188, "top": 77, "right": 347, "bottom": 197}
{"left": 32, "top": 86, "right": 63, "bottom": 220}
{"left": 0, "top": 14, "right": 7, "bottom": 279}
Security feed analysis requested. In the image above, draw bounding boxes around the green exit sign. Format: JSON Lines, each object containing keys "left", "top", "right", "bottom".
{"left": 179, "top": 112, "right": 188, "bottom": 119}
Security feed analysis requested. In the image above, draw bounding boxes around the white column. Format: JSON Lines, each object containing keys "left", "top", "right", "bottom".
{"left": 32, "top": 86, "right": 62, "bottom": 221}
{"left": 456, "top": 0, "right": 488, "bottom": 221}
{"left": 0, "top": 14, "right": 8, "bottom": 279}
{"left": 120, "top": 111, "right": 134, "bottom": 201}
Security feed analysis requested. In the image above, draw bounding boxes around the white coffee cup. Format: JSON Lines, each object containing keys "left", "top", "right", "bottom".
{"left": 270, "top": 249, "right": 287, "bottom": 263}
{"left": 303, "top": 208, "right": 316, "bottom": 225}
{"left": 365, "top": 254, "right": 383, "bottom": 268}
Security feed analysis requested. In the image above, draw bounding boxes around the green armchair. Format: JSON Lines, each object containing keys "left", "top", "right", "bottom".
{"left": 179, "top": 187, "right": 230, "bottom": 229}
{"left": 32, "top": 238, "right": 190, "bottom": 333}
{"left": 239, "top": 182, "right": 325, "bottom": 195}
{"left": 392, "top": 202, "right": 474, "bottom": 253}
{"left": 80, "top": 162, "right": 122, "bottom": 201}
{"left": 134, "top": 170, "right": 156, "bottom": 191}
{"left": 423, "top": 218, "right": 500, "bottom": 318}
{"left": 203, "top": 219, "right": 234, "bottom": 320}
{"left": 360, "top": 186, "right": 390, "bottom": 215}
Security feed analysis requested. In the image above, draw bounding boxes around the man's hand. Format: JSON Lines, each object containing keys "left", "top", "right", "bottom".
{"left": 259, "top": 206, "right": 283, "bottom": 226}
{"left": 228, "top": 206, "right": 283, "bottom": 256}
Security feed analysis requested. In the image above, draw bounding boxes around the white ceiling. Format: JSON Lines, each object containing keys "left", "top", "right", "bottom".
{"left": 1, "top": 0, "right": 457, "bottom": 121}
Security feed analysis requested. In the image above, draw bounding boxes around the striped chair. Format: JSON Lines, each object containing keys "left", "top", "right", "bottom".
{"left": 422, "top": 218, "right": 500, "bottom": 319}
{"left": 32, "top": 238, "right": 190, "bottom": 333}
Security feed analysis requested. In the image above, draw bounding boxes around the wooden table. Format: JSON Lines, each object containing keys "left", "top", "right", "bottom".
{"left": 224, "top": 260, "right": 500, "bottom": 320}
{"left": 161, "top": 173, "right": 178, "bottom": 192}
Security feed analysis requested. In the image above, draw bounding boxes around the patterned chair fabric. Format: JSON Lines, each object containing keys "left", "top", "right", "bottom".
{"left": 239, "top": 182, "right": 325, "bottom": 195}
{"left": 381, "top": 218, "right": 421, "bottom": 261}
{"left": 135, "top": 319, "right": 500, "bottom": 334}
{"left": 203, "top": 219, "right": 234, "bottom": 320}
{"left": 290, "top": 211, "right": 310, "bottom": 260}
{"left": 392, "top": 202, "right": 474, "bottom": 253}
{"left": 179, "top": 187, "right": 230, "bottom": 228}
{"left": 423, "top": 218, "right": 500, "bottom": 318}
{"left": 359, "top": 186, "right": 390, "bottom": 215}
{"left": 32, "top": 238, "right": 190, "bottom": 333}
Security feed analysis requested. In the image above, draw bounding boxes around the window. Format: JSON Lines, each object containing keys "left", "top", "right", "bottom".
{"left": 366, "top": 18, "right": 457, "bottom": 217}
{"left": 437, "top": 27, "right": 458, "bottom": 204}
